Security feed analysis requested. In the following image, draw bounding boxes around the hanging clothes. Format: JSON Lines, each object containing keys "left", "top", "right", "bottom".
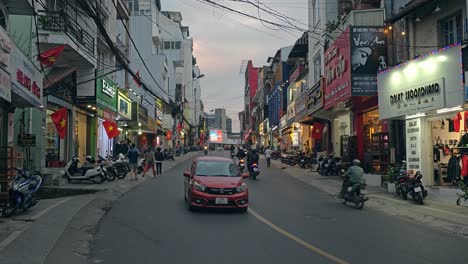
{"left": 446, "top": 118, "right": 455, "bottom": 132}
{"left": 459, "top": 133, "right": 468, "bottom": 147}
{"left": 447, "top": 156, "right": 461, "bottom": 181}
{"left": 462, "top": 155, "right": 468, "bottom": 177}
{"left": 433, "top": 145, "right": 441, "bottom": 162}
{"left": 453, "top": 112, "right": 462, "bottom": 132}
{"left": 465, "top": 111, "right": 468, "bottom": 131}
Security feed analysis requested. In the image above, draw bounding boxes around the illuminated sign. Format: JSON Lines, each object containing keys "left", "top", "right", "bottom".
{"left": 209, "top": 130, "right": 223, "bottom": 143}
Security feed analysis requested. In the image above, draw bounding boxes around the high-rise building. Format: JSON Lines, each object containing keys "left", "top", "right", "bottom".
{"left": 205, "top": 113, "right": 216, "bottom": 129}
{"left": 226, "top": 117, "right": 232, "bottom": 133}
{"left": 215, "top": 108, "right": 226, "bottom": 131}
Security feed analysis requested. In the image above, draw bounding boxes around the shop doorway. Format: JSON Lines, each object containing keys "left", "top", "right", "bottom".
{"left": 362, "top": 109, "right": 389, "bottom": 174}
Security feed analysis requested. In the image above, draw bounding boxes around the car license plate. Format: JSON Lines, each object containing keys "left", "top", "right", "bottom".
{"left": 414, "top": 187, "right": 422, "bottom": 193}
{"left": 215, "top": 198, "right": 228, "bottom": 205}
{"left": 253, "top": 168, "right": 258, "bottom": 172}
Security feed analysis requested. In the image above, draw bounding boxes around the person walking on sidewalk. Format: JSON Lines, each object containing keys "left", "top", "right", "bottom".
{"left": 127, "top": 143, "right": 140, "bottom": 181}
{"left": 155, "top": 147, "right": 165, "bottom": 176}
{"left": 142, "top": 147, "right": 156, "bottom": 177}
{"left": 265, "top": 146, "right": 272, "bottom": 167}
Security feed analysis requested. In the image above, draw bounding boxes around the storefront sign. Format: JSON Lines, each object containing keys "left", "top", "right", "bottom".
{"left": 324, "top": 27, "right": 351, "bottom": 109}
{"left": 378, "top": 45, "right": 464, "bottom": 119}
{"left": 296, "top": 78, "right": 323, "bottom": 122}
{"left": 286, "top": 101, "right": 295, "bottom": 123}
{"left": 97, "top": 108, "right": 117, "bottom": 120}
{"left": 18, "top": 134, "right": 36, "bottom": 146}
{"left": 0, "top": 27, "right": 11, "bottom": 102}
{"left": 96, "top": 77, "right": 117, "bottom": 112}
{"left": 406, "top": 118, "right": 421, "bottom": 171}
{"left": 350, "top": 26, "right": 387, "bottom": 96}
{"left": 0, "top": 69, "right": 10, "bottom": 102}
{"left": 117, "top": 92, "right": 132, "bottom": 120}
{"left": 138, "top": 104, "right": 149, "bottom": 126}
{"left": 292, "top": 131, "right": 299, "bottom": 147}
{"left": 10, "top": 46, "right": 43, "bottom": 107}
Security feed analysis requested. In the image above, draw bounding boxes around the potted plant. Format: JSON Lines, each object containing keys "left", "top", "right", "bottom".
{"left": 384, "top": 166, "right": 396, "bottom": 193}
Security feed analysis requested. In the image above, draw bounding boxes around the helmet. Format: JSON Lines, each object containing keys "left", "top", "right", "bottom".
{"left": 352, "top": 159, "right": 361, "bottom": 166}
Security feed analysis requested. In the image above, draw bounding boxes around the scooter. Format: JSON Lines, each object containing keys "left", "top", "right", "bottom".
{"left": 64, "top": 156, "right": 106, "bottom": 184}
{"left": 164, "top": 149, "right": 175, "bottom": 160}
{"left": 238, "top": 159, "right": 246, "bottom": 172}
{"left": 204, "top": 146, "right": 208, "bottom": 156}
{"left": 137, "top": 158, "right": 146, "bottom": 175}
{"left": 249, "top": 162, "right": 259, "bottom": 180}
{"left": 2, "top": 168, "right": 42, "bottom": 217}
{"left": 407, "top": 171, "right": 427, "bottom": 205}
{"left": 341, "top": 177, "right": 368, "bottom": 209}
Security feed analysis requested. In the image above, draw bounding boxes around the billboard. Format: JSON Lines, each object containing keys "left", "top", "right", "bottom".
{"left": 209, "top": 130, "right": 223, "bottom": 143}
{"left": 350, "top": 26, "right": 387, "bottom": 96}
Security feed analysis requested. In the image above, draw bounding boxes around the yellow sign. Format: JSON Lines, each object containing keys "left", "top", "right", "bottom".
{"left": 259, "top": 123, "right": 264, "bottom": 135}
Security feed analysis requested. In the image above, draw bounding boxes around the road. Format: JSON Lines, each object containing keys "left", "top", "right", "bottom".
{"left": 90, "top": 151, "right": 468, "bottom": 264}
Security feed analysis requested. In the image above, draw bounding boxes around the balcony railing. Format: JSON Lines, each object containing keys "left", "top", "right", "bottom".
{"left": 37, "top": 10, "right": 95, "bottom": 54}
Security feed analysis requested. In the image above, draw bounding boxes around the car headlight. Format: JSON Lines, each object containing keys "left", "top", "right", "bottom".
{"left": 193, "top": 181, "right": 207, "bottom": 192}
{"left": 236, "top": 183, "right": 247, "bottom": 193}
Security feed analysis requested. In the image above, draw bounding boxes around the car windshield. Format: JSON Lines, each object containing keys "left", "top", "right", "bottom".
{"left": 195, "top": 161, "right": 239, "bottom": 177}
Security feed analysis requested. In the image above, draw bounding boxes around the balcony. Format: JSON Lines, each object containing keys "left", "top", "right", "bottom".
{"left": 4, "top": 0, "right": 33, "bottom": 15}
{"left": 116, "top": 0, "right": 130, "bottom": 20}
{"left": 37, "top": 10, "right": 96, "bottom": 67}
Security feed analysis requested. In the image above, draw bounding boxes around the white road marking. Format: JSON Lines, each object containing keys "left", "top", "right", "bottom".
{"left": 248, "top": 208, "right": 349, "bottom": 264}
{"left": 31, "top": 198, "right": 72, "bottom": 220}
{"left": 0, "top": 230, "right": 25, "bottom": 251}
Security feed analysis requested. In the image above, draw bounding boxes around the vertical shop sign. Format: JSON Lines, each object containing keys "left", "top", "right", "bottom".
{"left": 96, "top": 77, "right": 117, "bottom": 112}
{"left": 0, "top": 26, "right": 11, "bottom": 102}
{"left": 406, "top": 118, "right": 421, "bottom": 171}
{"left": 350, "top": 26, "right": 387, "bottom": 96}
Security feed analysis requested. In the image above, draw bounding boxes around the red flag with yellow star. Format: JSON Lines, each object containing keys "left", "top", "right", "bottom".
{"left": 50, "top": 107, "right": 68, "bottom": 139}
{"left": 312, "top": 122, "right": 324, "bottom": 140}
{"left": 102, "top": 120, "right": 120, "bottom": 139}
{"left": 39, "top": 45, "right": 66, "bottom": 67}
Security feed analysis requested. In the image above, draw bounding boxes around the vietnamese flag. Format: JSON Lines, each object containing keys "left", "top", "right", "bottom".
{"left": 133, "top": 70, "right": 142, "bottom": 88}
{"left": 50, "top": 107, "right": 68, "bottom": 139}
{"left": 102, "top": 120, "right": 120, "bottom": 139}
{"left": 312, "top": 122, "right": 324, "bottom": 140}
{"left": 39, "top": 45, "right": 66, "bottom": 67}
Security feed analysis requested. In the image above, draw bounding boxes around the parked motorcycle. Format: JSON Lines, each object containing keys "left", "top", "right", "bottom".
{"left": 341, "top": 178, "right": 368, "bottom": 209}
{"left": 164, "top": 149, "right": 175, "bottom": 160}
{"left": 395, "top": 169, "right": 410, "bottom": 200}
{"left": 249, "top": 162, "right": 260, "bottom": 180}
{"left": 318, "top": 154, "right": 343, "bottom": 176}
{"left": 407, "top": 171, "right": 427, "bottom": 205}
{"left": 64, "top": 156, "right": 106, "bottom": 183}
{"left": 2, "top": 168, "right": 42, "bottom": 217}
{"left": 112, "top": 158, "right": 129, "bottom": 179}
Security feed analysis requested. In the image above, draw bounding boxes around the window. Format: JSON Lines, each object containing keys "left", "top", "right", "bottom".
{"left": 195, "top": 161, "right": 239, "bottom": 177}
{"left": 313, "top": 54, "right": 321, "bottom": 83}
{"left": 164, "top": 41, "right": 171, "bottom": 50}
{"left": 441, "top": 14, "right": 462, "bottom": 46}
{"left": 174, "top": 41, "right": 181, "bottom": 49}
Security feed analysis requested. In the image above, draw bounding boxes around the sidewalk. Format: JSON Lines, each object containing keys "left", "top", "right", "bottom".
{"left": 269, "top": 158, "right": 468, "bottom": 238}
{"left": 0, "top": 151, "right": 199, "bottom": 264}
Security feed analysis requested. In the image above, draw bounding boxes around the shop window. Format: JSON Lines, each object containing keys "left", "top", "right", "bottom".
{"left": 441, "top": 14, "right": 462, "bottom": 47}
{"left": 46, "top": 109, "right": 65, "bottom": 167}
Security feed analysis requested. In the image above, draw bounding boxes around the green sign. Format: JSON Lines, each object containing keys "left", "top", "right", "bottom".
{"left": 96, "top": 77, "right": 117, "bottom": 112}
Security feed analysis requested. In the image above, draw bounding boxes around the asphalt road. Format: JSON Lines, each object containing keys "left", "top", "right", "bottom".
{"left": 90, "top": 151, "right": 468, "bottom": 264}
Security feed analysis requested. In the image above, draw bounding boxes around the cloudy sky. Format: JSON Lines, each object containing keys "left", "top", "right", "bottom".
{"left": 161, "top": 0, "right": 308, "bottom": 132}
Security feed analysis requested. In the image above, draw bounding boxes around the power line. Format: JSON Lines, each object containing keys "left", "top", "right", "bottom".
{"left": 110, "top": 0, "right": 169, "bottom": 99}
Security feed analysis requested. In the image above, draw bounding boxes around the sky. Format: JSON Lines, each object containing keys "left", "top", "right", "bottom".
{"left": 161, "top": 0, "right": 308, "bottom": 132}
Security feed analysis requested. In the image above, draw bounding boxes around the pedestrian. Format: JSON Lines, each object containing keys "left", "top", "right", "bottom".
{"left": 142, "top": 147, "right": 156, "bottom": 177}
{"left": 155, "top": 147, "right": 165, "bottom": 176}
{"left": 304, "top": 144, "right": 311, "bottom": 157}
{"left": 265, "top": 146, "right": 272, "bottom": 167}
{"left": 127, "top": 143, "right": 140, "bottom": 181}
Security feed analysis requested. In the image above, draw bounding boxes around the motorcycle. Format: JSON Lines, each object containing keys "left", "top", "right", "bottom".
{"left": 341, "top": 178, "right": 368, "bottom": 209}
{"left": 164, "top": 149, "right": 175, "bottom": 160}
{"left": 407, "top": 171, "right": 427, "bottom": 205}
{"left": 137, "top": 158, "right": 146, "bottom": 175}
{"left": 203, "top": 146, "right": 208, "bottom": 156}
{"left": 112, "top": 157, "right": 129, "bottom": 179}
{"left": 64, "top": 156, "right": 106, "bottom": 183}
{"left": 318, "top": 154, "right": 336, "bottom": 176}
{"left": 395, "top": 169, "right": 410, "bottom": 200}
{"left": 238, "top": 159, "right": 246, "bottom": 172}
{"left": 249, "top": 162, "right": 259, "bottom": 180}
{"left": 2, "top": 168, "right": 42, "bottom": 217}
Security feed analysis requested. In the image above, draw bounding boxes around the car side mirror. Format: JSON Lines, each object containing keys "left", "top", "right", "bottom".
{"left": 183, "top": 170, "right": 191, "bottom": 177}
{"left": 241, "top": 172, "right": 249, "bottom": 179}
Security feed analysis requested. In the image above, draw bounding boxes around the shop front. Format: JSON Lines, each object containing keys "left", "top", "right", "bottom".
{"left": 10, "top": 45, "right": 44, "bottom": 171}
{"left": 324, "top": 26, "right": 387, "bottom": 163}
{"left": 94, "top": 77, "right": 118, "bottom": 158}
{"left": 116, "top": 91, "right": 133, "bottom": 144}
{"left": 378, "top": 45, "right": 465, "bottom": 186}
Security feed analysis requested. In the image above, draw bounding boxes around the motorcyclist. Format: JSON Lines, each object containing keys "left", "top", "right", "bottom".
{"left": 236, "top": 147, "right": 246, "bottom": 159}
{"left": 247, "top": 148, "right": 260, "bottom": 174}
{"left": 339, "top": 159, "right": 364, "bottom": 198}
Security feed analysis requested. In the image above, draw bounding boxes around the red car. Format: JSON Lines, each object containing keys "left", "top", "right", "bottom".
{"left": 184, "top": 156, "right": 249, "bottom": 212}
